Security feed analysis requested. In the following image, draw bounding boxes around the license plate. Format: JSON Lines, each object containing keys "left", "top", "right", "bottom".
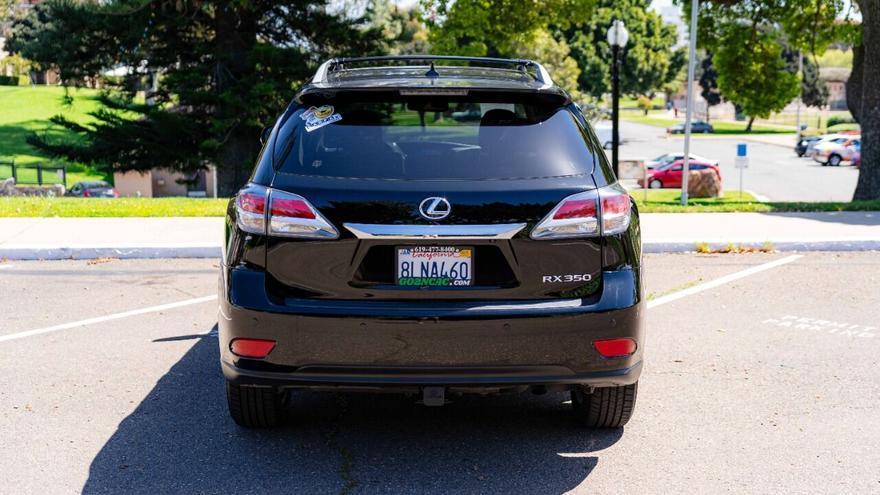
{"left": 396, "top": 246, "right": 473, "bottom": 287}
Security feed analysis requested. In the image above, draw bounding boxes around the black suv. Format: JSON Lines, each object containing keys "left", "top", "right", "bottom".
{"left": 219, "top": 56, "right": 644, "bottom": 429}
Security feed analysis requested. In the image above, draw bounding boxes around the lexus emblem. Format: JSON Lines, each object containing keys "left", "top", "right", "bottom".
{"left": 419, "top": 197, "right": 451, "bottom": 220}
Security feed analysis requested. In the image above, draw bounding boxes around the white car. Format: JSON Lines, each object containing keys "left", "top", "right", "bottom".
{"left": 807, "top": 134, "right": 851, "bottom": 158}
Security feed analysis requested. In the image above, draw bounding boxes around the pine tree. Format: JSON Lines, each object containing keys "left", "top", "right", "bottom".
{"left": 8, "top": 0, "right": 382, "bottom": 195}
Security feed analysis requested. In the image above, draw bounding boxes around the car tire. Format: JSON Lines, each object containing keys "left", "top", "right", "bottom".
{"left": 571, "top": 382, "right": 638, "bottom": 428}
{"left": 828, "top": 154, "right": 842, "bottom": 167}
{"left": 649, "top": 179, "right": 663, "bottom": 189}
{"left": 226, "top": 381, "right": 284, "bottom": 428}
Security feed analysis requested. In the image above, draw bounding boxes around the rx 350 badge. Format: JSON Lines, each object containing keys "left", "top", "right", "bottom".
{"left": 542, "top": 274, "right": 593, "bottom": 283}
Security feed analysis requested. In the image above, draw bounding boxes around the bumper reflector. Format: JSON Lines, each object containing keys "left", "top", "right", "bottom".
{"left": 593, "top": 338, "right": 637, "bottom": 358}
{"left": 230, "top": 338, "right": 276, "bottom": 359}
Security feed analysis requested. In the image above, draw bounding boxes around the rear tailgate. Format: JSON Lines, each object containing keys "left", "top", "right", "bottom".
{"left": 265, "top": 174, "right": 602, "bottom": 301}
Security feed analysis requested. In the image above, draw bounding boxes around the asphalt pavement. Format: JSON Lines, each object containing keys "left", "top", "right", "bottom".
{"left": 618, "top": 121, "right": 859, "bottom": 202}
{"left": 1, "top": 253, "right": 878, "bottom": 494}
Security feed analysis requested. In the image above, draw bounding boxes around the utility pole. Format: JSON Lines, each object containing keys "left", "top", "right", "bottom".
{"left": 796, "top": 51, "right": 803, "bottom": 144}
{"left": 681, "top": 0, "right": 699, "bottom": 206}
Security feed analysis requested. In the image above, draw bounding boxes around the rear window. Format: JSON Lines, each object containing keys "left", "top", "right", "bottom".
{"left": 273, "top": 98, "right": 597, "bottom": 180}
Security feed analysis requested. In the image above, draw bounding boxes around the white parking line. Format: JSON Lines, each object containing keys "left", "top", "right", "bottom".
{"left": 0, "top": 295, "right": 217, "bottom": 343}
{"left": 0, "top": 255, "right": 801, "bottom": 344}
{"left": 648, "top": 254, "right": 802, "bottom": 309}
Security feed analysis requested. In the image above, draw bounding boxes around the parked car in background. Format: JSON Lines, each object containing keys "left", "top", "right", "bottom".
{"left": 645, "top": 152, "right": 717, "bottom": 170}
{"left": 794, "top": 136, "right": 821, "bottom": 157}
{"left": 852, "top": 150, "right": 861, "bottom": 168}
{"left": 66, "top": 181, "right": 119, "bottom": 198}
{"left": 813, "top": 137, "right": 860, "bottom": 166}
{"left": 646, "top": 160, "right": 721, "bottom": 189}
{"left": 667, "top": 120, "right": 714, "bottom": 134}
{"left": 807, "top": 134, "right": 851, "bottom": 158}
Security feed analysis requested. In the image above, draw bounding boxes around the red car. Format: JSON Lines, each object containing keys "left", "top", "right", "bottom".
{"left": 646, "top": 160, "right": 721, "bottom": 189}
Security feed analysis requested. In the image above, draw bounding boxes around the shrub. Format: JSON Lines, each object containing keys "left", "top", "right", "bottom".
{"left": 826, "top": 115, "right": 856, "bottom": 128}
{"left": 636, "top": 95, "right": 653, "bottom": 116}
{"left": 0, "top": 76, "right": 19, "bottom": 86}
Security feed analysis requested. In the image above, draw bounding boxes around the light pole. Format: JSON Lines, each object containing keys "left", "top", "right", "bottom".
{"left": 680, "top": 0, "right": 699, "bottom": 206}
{"left": 607, "top": 19, "right": 629, "bottom": 178}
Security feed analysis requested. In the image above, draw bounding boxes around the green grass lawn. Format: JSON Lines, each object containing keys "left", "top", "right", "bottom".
{"left": 621, "top": 111, "right": 795, "bottom": 135}
{"left": 0, "top": 197, "right": 229, "bottom": 217}
{"left": 0, "top": 194, "right": 877, "bottom": 217}
{"left": 0, "top": 86, "right": 109, "bottom": 186}
{"left": 633, "top": 189, "right": 880, "bottom": 213}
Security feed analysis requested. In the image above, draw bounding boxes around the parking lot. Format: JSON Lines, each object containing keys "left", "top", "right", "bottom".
{"left": 619, "top": 121, "right": 859, "bottom": 202}
{"left": 1, "top": 253, "right": 878, "bottom": 494}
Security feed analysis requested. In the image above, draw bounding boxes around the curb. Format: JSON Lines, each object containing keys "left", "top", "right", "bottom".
{"left": 2, "top": 240, "right": 879, "bottom": 260}
{"left": 0, "top": 245, "right": 221, "bottom": 260}
{"left": 643, "top": 240, "right": 880, "bottom": 253}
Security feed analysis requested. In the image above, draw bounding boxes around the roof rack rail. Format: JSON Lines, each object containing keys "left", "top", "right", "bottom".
{"left": 311, "top": 55, "right": 554, "bottom": 87}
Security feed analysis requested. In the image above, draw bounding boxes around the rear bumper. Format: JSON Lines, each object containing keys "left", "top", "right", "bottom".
{"left": 218, "top": 267, "right": 645, "bottom": 389}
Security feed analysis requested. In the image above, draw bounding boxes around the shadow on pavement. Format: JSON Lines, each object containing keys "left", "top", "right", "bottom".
{"left": 760, "top": 211, "right": 880, "bottom": 226}
{"left": 84, "top": 325, "right": 623, "bottom": 494}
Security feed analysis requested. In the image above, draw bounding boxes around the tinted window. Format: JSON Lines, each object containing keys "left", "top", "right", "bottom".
{"left": 275, "top": 99, "right": 596, "bottom": 180}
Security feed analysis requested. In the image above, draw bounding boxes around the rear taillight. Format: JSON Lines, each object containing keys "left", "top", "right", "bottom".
{"left": 530, "top": 185, "right": 632, "bottom": 240}
{"left": 234, "top": 184, "right": 338, "bottom": 239}
{"left": 235, "top": 184, "right": 267, "bottom": 234}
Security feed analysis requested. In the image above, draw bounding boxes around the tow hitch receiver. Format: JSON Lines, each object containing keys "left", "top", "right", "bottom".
{"left": 422, "top": 387, "right": 445, "bottom": 407}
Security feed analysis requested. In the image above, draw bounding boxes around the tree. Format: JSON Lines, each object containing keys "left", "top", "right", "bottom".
{"left": 8, "top": 0, "right": 382, "bottom": 195}
{"left": 694, "top": 3, "right": 800, "bottom": 132}
{"left": 698, "top": 52, "right": 722, "bottom": 122}
{"left": 367, "top": 1, "right": 431, "bottom": 55}
{"left": 782, "top": 43, "right": 829, "bottom": 108}
{"left": 800, "top": 56, "right": 829, "bottom": 108}
{"left": 565, "top": 0, "right": 682, "bottom": 99}
{"left": 419, "top": 0, "right": 592, "bottom": 96}
{"left": 689, "top": 0, "right": 875, "bottom": 199}
{"left": 421, "top": 0, "right": 593, "bottom": 57}
{"left": 510, "top": 29, "right": 582, "bottom": 97}
{"left": 849, "top": 0, "right": 880, "bottom": 200}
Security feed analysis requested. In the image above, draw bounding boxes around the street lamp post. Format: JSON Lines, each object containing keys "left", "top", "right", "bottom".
{"left": 607, "top": 20, "right": 629, "bottom": 178}
{"left": 680, "top": 0, "right": 699, "bottom": 206}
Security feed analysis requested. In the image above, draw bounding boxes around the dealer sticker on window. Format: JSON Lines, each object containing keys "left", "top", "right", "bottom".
{"left": 397, "top": 246, "right": 473, "bottom": 287}
{"left": 301, "top": 105, "right": 342, "bottom": 132}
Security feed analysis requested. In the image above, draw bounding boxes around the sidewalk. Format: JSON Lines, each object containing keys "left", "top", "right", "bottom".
{"left": 1, "top": 212, "right": 878, "bottom": 260}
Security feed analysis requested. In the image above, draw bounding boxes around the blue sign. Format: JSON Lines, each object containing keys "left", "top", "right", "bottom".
{"left": 737, "top": 143, "right": 748, "bottom": 157}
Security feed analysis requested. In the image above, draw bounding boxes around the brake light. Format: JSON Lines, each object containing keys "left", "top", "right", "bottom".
{"left": 531, "top": 185, "right": 631, "bottom": 239}
{"left": 270, "top": 197, "right": 316, "bottom": 219}
{"left": 234, "top": 184, "right": 338, "bottom": 239}
{"left": 553, "top": 199, "right": 597, "bottom": 220}
{"left": 600, "top": 191, "right": 631, "bottom": 234}
{"left": 268, "top": 189, "right": 338, "bottom": 238}
{"left": 593, "top": 338, "right": 637, "bottom": 358}
{"left": 230, "top": 338, "right": 276, "bottom": 358}
{"left": 235, "top": 185, "right": 267, "bottom": 235}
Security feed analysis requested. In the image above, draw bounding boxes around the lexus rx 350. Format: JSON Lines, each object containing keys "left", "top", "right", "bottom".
{"left": 219, "top": 56, "right": 644, "bottom": 429}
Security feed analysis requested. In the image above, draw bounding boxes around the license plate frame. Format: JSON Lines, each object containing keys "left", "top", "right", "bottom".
{"left": 395, "top": 246, "right": 474, "bottom": 287}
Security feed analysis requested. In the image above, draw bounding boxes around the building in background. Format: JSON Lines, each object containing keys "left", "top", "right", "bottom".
{"left": 820, "top": 67, "right": 850, "bottom": 110}
{"left": 114, "top": 167, "right": 218, "bottom": 198}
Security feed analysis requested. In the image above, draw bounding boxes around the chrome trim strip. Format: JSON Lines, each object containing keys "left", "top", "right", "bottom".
{"left": 343, "top": 223, "right": 527, "bottom": 240}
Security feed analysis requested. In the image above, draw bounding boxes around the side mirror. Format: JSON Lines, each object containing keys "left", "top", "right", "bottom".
{"left": 260, "top": 126, "right": 272, "bottom": 145}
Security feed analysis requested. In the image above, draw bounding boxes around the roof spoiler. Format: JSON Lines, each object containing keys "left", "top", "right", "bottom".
{"left": 311, "top": 55, "right": 554, "bottom": 88}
